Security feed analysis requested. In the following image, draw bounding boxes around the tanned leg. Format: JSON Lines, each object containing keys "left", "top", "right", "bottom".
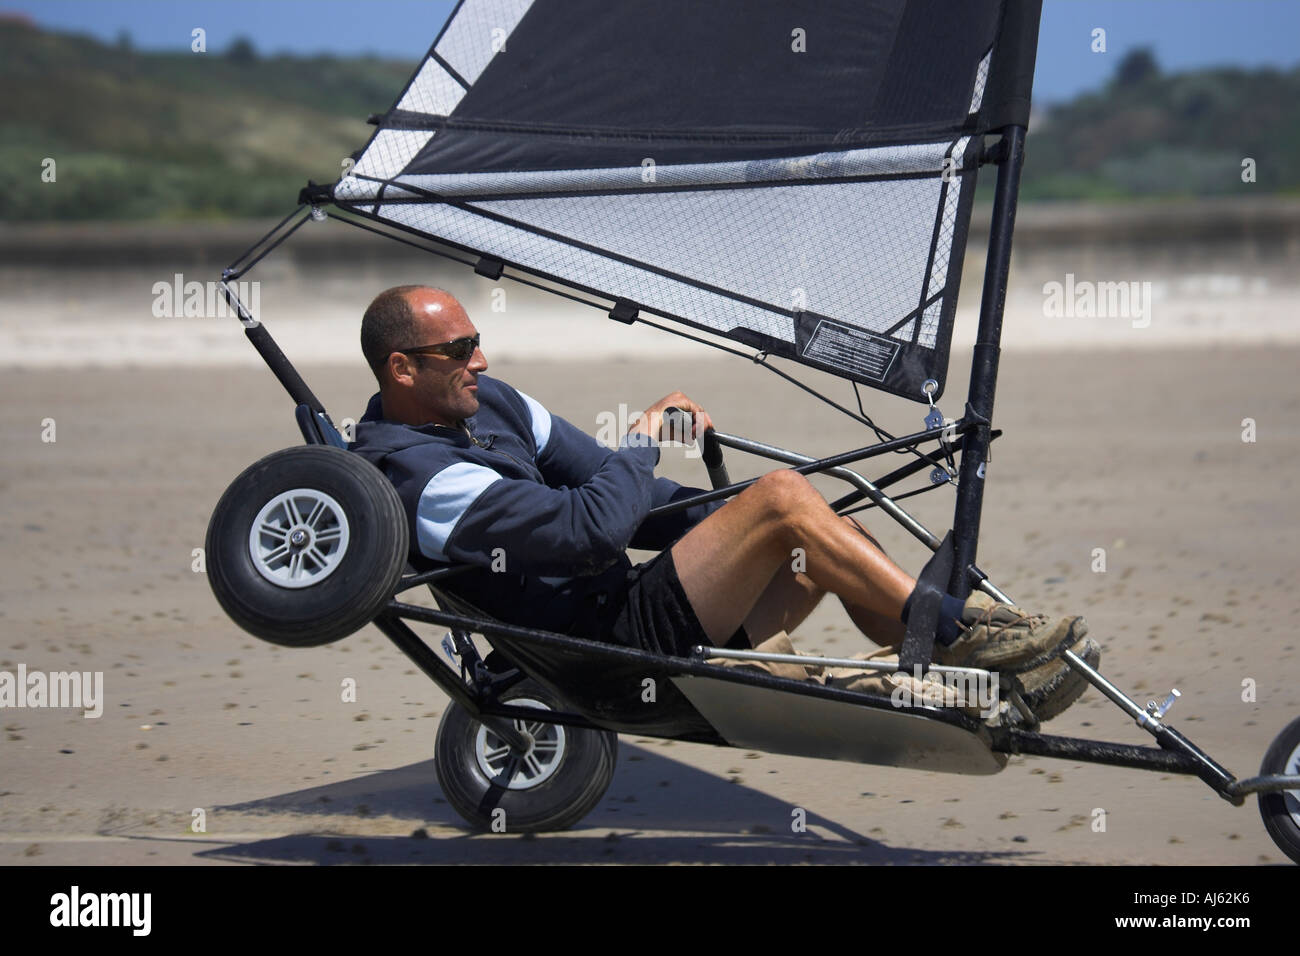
{"left": 839, "top": 516, "right": 909, "bottom": 648}
{"left": 738, "top": 515, "right": 911, "bottom": 648}
{"left": 739, "top": 563, "right": 825, "bottom": 646}
{"left": 671, "top": 470, "right": 916, "bottom": 646}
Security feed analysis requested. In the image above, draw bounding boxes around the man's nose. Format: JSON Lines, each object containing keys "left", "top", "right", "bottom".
{"left": 469, "top": 347, "right": 488, "bottom": 371}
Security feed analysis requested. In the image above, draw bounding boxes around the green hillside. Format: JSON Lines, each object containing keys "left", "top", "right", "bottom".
{"left": 0, "top": 21, "right": 412, "bottom": 220}
{"left": 2, "top": 24, "right": 1298, "bottom": 221}
{"left": 1017, "top": 50, "right": 1300, "bottom": 201}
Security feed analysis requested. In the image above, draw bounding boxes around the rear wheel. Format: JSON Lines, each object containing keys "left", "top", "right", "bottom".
{"left": 1258, "top": 715, "right": 1300, "bottom": 864}
{"left": 205, "top": 445, "right": 408, "bottom": 646}
{"left": 435, "top": 678, "right": 618, "bottom": 832}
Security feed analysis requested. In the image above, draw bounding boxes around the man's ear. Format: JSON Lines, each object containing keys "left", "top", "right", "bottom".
{"left": 388, "top": 352, "right": 416, "bottom": 386}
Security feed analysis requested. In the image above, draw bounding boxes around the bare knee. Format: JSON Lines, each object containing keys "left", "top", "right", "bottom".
{"left": 744, "top": 470, "right": 823, "bottom": 541}
{"left": 749, "top": 469, "right": 818, "bottom": 505}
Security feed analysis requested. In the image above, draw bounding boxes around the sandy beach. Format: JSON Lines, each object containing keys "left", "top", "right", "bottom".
{"left": 2, "top": 341, "right": 1298, "bottom": 864}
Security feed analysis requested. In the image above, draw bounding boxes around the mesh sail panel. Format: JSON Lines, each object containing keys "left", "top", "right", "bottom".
{"left": 333, "top": 0, "right": 1041, "bottom": 402}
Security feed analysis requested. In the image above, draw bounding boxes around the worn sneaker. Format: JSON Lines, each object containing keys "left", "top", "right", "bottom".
{"left": 825, "top": 650, "right": 982, "bottom": 718}
{"left": 1011, "top": 636, "right": 1101, "bottom": 721}
{"left": 934, "top": 591, "right": 1088, "bottom": 673}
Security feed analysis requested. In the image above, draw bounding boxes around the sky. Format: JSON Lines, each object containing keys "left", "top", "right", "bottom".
{"left": 3, "top": 0, "right": 1299, "bottom": 105}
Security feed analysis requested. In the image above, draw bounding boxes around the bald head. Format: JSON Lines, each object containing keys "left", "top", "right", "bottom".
{"left": 361, "top": 285, "right": 468, "bottom": 386}
{"left": 361, "top": 285, "right": 487, "bottom": 427}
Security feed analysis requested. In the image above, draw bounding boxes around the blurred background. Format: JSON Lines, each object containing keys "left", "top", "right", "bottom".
{"left": 1, "top": 0, "right": 1298, "bottom": 368}
{"left": 3, "top": 1, "right": 1300, "bottom": 866}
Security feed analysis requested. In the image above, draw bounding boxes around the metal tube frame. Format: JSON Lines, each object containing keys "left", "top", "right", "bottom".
{"left": 209, "top": 126, "right": 1300, "bottom": 807}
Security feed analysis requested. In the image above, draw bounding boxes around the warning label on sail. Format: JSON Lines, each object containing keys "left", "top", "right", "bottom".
{"left": 802, "top": 319, "right": 899, "bottom": 382}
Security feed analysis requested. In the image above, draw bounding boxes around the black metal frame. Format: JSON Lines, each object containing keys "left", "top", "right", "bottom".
{"left": 212, "top": 123, "right": 1299, "bottom": 808}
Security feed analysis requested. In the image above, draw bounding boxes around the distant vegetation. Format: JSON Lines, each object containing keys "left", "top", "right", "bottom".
{"left": 1015, "top": 48, "right": 1300, "bottom": 201}
{"left": 0, "top": 21, "right": 410, "bottom": 220}
{"left": 2, "top": 24, "right": 1297, "bottom": 221}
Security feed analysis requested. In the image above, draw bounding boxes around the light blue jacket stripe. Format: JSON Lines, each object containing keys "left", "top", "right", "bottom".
{"left": 515, "top": 388, "right": 552, "bottom": 455}
{"left": 415, "top": 462, "right": 503, "bottom": 561}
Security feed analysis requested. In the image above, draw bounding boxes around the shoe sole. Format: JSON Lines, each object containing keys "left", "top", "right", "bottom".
{"left": 1001, "top": 616, "right": 1090, "bottom": 674}
{"left": 948, "top": 615, "right": 1089, "bottom": 673}
{"left": 1013, "top": 638, "right": 1101, "bottom": 722}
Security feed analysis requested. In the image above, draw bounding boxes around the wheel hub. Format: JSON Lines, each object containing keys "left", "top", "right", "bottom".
{"left": 249, "top": 489, "right": 350, "bottom": 589}
{"left": 474, "top": 700, "right": 566, "bottom": 791}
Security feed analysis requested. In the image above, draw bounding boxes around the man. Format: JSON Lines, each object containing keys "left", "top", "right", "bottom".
{"left": 349, "top": 285, "right": 1100, "bottom": 720}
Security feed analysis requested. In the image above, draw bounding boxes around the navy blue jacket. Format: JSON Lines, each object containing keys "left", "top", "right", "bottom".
{"left": 347, "top": 374, "right": 720, "bottom": 636}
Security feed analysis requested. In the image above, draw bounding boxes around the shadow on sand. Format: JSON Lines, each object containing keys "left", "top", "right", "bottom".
{"left": 191, "top": 742, "right": 1042, "bottom": 865}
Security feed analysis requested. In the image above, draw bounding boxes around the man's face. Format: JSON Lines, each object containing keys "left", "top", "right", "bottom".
{"left": 395, "top": 288, "right": 488, "bottom": 427}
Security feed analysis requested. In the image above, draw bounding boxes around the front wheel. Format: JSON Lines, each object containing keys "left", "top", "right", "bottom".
{"left": 1258, "top": 715, "right": 1300, "bottom": 864}
{"left": 434, "top": 678, "right": 618, "bottom": 832}
{"left": 205, "top": 445, "right": 408, "bottom": 647}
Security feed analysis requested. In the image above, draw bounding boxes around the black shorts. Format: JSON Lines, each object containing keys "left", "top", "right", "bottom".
{"left": 592, "top": 549, "right": 749, "bottom": 658}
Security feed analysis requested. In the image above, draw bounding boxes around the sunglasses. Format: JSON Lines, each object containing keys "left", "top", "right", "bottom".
{"left": 395, "top": 333, "right": 481, "bottom": 362}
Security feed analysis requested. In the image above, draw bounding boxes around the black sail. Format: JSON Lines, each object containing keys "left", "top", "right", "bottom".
{"left": 334, "top": 0, "right": 1042, "bottom": 401}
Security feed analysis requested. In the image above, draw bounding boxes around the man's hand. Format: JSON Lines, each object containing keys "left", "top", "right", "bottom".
{"left": 627, "top": 391, "right": 714, "bottom": 444}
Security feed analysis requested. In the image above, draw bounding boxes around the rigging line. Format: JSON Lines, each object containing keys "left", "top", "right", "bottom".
{"left": 325, "top": 211, "right": 477, "bottom": 267}
{"left": 635, "top": 314, "right": 936, "bottom": 466}
{"left": 496, "top": 271, "right": 611, "bottom": 312}
{"left": 633, "top": 317, "right": 941, "bottom": 470}
{"left": 226, "top": 211, "right": 313, "bottom": 280}
{"left": 630, "top": 316, "right": 762, "bottom": 363}
{"left": 631, "top": 317, "right": 870, "bottom": 428}
{"left": 225, "top": 206, "right": 311, "bottom": 277}
{"left": 328, "top": 210, "right": 614, "bottom": 313}
{"left": 837, "top": 480, "right": 948, "bottom": 516}
{"left": 854, "top": 381, "right": 868, "bottom": 418}
{"left": 852, "top": 381, "right": 909, "bottom": 452}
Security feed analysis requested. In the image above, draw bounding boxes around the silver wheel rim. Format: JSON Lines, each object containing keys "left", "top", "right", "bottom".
{"left": 474, "top": 699, "right": 566, "bottom": 790}
{"left": 1284, "top": 738, "right": 1300, "bottom": 830}
{"left": 249, "top": 488, "right": 350, "bottom": 589}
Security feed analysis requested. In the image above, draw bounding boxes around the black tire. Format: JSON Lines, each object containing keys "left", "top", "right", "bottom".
{"left": 1258, "top": 715, "right": 1300, "bottom": 864}
{"left": 205, "top": 445, "right": 408, "bottom": 647}
{"left": 435, "top": 678, "right": 618, "bottom": 833}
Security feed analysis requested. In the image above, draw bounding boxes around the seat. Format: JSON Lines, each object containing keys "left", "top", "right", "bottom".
{"left": 294, "top": 404, "right": 349, "bottom": 449}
